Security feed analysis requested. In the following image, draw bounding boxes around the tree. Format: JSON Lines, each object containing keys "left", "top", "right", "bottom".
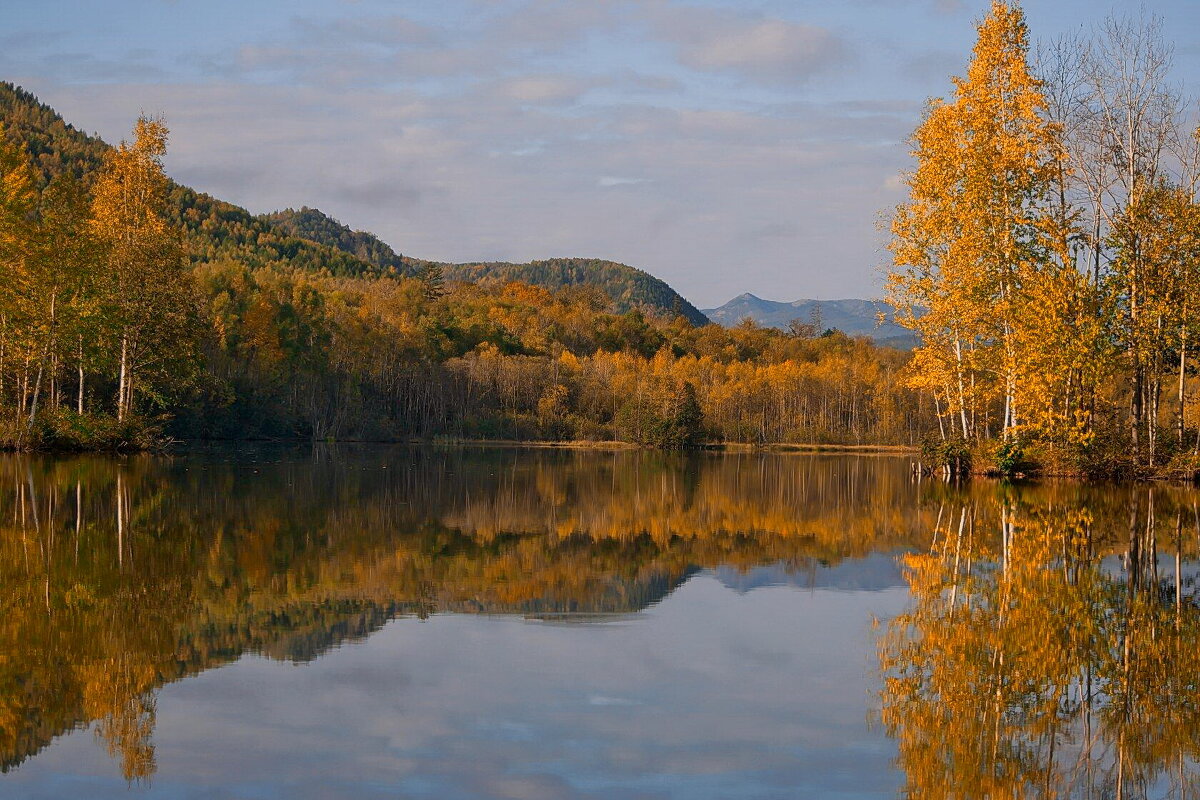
{"left": 1045, "top": 13, "right": 1190, "bottom": 463}
{"left": 889, "top": 2, "right": 1067, "bottom": 443}
{"left": 0, "top": 125, "right": 39, "bottom": 439}
{"left": 89, "top": 117, "right": 198, "bottom": 422}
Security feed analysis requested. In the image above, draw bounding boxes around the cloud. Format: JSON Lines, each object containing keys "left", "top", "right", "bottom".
{"left": 291, "top": 15, "right": 437, "bottom": 48}
{"left": 2, "top": 0, "right": 945, "bottom": 306}
{"left": 597, "top": 176, "right": 649, "bottom": 187}
{"left": 487, "top": 0, "right": 626, "bottom": 51}
{"left": 648, "top": 5, "right": 849, "bottom": 85}
{"left": 493, "top": 76, "right": 591, "bottom": 105}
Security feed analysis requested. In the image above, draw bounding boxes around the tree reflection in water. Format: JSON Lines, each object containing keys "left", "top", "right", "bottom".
{"left": 880, "top": 482, "right": 1200, "bottom": 799}
{"left": 0, "top": 447, "right": 927, "bottom": 781}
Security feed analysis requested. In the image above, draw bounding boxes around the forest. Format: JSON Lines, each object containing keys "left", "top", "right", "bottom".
{"left": 888, "top": 2, "right": 1200, "bottom": 477}
{"left": 0, "top": 85, "right": 929, "bottom": 451}
{"left": 7, "top": 1, "right": 1200, "bottom": 476}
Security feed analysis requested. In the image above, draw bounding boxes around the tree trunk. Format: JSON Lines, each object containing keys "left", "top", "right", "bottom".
{"left": 77, "top": 336, "right": 84, "bottom": 415}
{"left": 117, "top": 333, "right": 128, "bottom": 422}
{"left": 1179, "top": 328, "right": 1187, "bottom": 445}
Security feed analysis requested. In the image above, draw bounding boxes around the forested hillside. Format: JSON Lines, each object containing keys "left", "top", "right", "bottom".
{"left": 0, "top": 82, "right": 931, "bottom": 450}
{"left": 259, "top": 206, "right": 410, "bottom": 274}
{"left": 261, "top": 206, "right": 710, "bottom": 325}
{"left": 0, "top": 84, "right": 387, "bottom": 279}
{"left": 440, "top": 257, "right": 710, "bottom": 326}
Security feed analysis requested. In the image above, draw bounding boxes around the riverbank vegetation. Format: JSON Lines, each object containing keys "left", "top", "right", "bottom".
{"left": 0, "top": 88, "right": 933, "bottom": 451}
{"left": 7, "top": 1, "right": 1200, "bottom": 474}
{"left": 889, "top": 2, "right": 1200, "bottom": 478}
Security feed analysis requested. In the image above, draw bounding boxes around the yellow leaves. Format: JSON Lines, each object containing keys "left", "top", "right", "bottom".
{"left": 89, "top": 116, "right": 171, "bottom": 245}
{"left": 0, "top": 125, "right": 37, "bottom": 263}
{"left": 888, "top": 1, "right": 1093, "bottom": 443}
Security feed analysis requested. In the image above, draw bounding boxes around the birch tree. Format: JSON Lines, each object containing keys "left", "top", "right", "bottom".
{"left": 89, "top": 117, "right": 197, "bottom": 422}
{"left": 889, "top": 1, "right": 1063, "bottom": 442}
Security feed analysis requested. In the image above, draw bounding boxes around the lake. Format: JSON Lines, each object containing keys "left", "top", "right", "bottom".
{"left": 1, "top": 447, "right": 1197, "bottom": 799}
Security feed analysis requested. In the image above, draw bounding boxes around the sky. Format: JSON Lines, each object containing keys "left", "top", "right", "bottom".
{"left": 5, "top": 1, "right": 1200, "bottom": 308}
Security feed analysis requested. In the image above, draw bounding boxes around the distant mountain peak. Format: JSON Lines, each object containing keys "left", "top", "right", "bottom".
{"left": 701, "top": 294, "right": 916, "bottom": 348}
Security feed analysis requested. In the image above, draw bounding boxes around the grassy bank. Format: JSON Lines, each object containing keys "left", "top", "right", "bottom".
{"left": 0, "top": 411, "right": 167, "bottom": 453}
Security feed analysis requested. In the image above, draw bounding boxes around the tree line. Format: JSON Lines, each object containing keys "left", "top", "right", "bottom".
{"left": 0, "top": 117, "right": 199, "bottom": 449}
{"left": 0, "top": 109, "right": 934, "bottom": 449}
{"left": 889, "top": 1, "right": 1200, "bottom": 476}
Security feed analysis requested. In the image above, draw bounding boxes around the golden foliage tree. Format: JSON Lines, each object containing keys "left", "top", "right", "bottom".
{"left": 889, "top": 2, "right": 1074, "bottom": 443}
{"left": 89, "top": 116, "right": 197, "bottom": 422}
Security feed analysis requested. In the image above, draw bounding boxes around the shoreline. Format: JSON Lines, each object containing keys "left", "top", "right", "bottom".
{"left": 5, "top": 437, "right": 920, "bottom": 456}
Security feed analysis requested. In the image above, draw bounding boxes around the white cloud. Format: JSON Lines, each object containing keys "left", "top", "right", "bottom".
{"left": 647, "top": 5, "right": 849, "bottom": 85}
{"left": 597, "top": 176, "right": 649, "bottom": 187}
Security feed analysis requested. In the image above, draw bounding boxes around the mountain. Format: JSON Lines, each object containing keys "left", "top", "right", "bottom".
{"left": 439, "top": 258, "right": 709, "bottom": 326}
{"left": 702, "top": 293, "right": 915, "bottom": 347}
{"left": 0, "top": 82, "right": 705, "bottom": 324}
{"left": 259, "top": 207, "right": 709, "bottom": 325}
{"left": 260, "top": 206, "right": 410, "bottom": 274}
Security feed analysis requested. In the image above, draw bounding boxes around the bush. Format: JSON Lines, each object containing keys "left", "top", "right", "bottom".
{"left": 920, "top": 437, "right": 972, "bottom": 475}
{"left": 1, "top": 409, "right": 167, "bottom": 452}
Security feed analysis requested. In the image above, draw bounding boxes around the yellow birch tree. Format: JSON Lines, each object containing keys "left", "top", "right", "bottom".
{"left": 888, "top": 1, "right": 1064, "bottom": 444}
{"left": 90, "top": 116, "right": 197, "bottom": 422}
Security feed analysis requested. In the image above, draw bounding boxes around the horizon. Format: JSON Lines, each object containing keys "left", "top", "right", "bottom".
{"left": 6, "top": 0, "right": 1200, "bottom": 308}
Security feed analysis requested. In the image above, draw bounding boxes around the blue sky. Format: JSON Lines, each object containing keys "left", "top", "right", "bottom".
{"left": 6, "top": 0, "right": 1200, "bottom": 307}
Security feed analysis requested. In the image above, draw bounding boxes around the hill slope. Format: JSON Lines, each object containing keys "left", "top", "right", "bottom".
{"left": 260, "top": 206, "right": 708, "bottom": 325}
{"left": 260, "top": 206, "right": 410, "bottom": 274}
{"left": 2, "top": 82, "right": 704, "bottom": 324}
{"left": 703, "top": 294, "right": 915, "bottom": 346}
{"left": 0, "top": 83, "right": 387, "bottom": 279}
{"left": 438, "top": 258, "right": 709, "bottom": 326}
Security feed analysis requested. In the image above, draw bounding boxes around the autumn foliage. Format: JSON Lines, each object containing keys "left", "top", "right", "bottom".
{"left": 889, "top": 2, "right": 1200, "bottom": 476}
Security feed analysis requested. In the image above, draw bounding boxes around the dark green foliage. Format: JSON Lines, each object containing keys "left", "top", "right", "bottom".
{"left": 260, "top": 207, "right": 411, "bottom": 274}
{"left": 171, "top": 190, "right": 387, "bottom": 277}
{"left": 921, "top": 437, "right": 972, "bottom": 476}
{"left": 417, "top": 262, "right": 446, "bottom": 300}
{"left": 649, "top": 383, "right": 704, "bottom": 449}
{"left": 258, "top": 207, "right": 708, "bottom": 325}
{"left": 988, "top": 438, "right": 1038, "bottom": 477}
{"left": 14, "top": 410, "right": 164, "bottom": 453}
{"left": 0, "top": 82, "right": 108, "bottom": 187}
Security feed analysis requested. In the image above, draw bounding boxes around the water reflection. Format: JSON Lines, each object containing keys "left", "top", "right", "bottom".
{"left": 0, "top": 447, "right": 926, "bottom": 781}
{"left": 15, "top": 448, "right": 1199, "bottom": 797}
{"left": 879, "top": 483, "right": 1200, "bottom": 799}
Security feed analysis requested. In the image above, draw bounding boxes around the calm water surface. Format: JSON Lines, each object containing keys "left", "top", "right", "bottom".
{"left": 1, "top": 447, "right": 1198, "bottom": 798}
